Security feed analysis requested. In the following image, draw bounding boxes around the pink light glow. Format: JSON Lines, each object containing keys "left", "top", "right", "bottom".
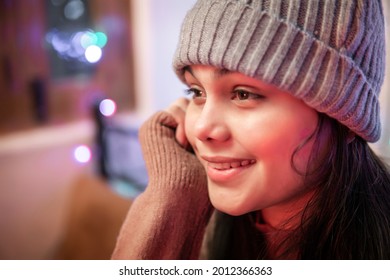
{"left": 74, "top": 145, "right": 91, "bottom": 163}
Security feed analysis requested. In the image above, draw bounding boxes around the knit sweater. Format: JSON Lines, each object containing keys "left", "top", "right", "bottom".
{"left": 111, "top": 111, "right": 213, "bottom": 259}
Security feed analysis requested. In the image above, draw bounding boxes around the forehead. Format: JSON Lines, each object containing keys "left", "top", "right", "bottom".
{"left": 183, "top": 65, "right": 280, "bottom": 93}
{"left": 184, "top": 65, "right": 233, "bottom": 80}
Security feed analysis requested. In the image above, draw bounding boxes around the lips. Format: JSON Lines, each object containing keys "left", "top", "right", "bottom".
{"left": 207, "top": 159, "right": 256, "bottom": 170}
{"left": 200, "top": 155, "right": 256, "bottom": 182}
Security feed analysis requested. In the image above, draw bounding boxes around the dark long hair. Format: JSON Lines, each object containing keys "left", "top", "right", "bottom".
{"left": 206, "top": 114, "right": 390, "bottom": 259}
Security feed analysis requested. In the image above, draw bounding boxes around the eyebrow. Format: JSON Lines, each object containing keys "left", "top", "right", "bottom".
{"left": 183, "top": 66, "right": 233, "bottom": 80}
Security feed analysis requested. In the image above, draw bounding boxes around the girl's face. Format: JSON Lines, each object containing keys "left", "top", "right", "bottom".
{"left": 184, "top": 65, "right": 321, "bottom": 226}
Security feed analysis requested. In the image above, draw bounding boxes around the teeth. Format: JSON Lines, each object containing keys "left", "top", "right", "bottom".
{"left": 209, "top": 160, "right": 256, "bottom": 170}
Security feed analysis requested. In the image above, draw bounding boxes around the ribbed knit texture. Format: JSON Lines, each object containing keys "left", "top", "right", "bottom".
{"left": 173, "top": 0, "right": 385, "bottom": 142}
{"left": 112, "top": 112, "right": 213, "bottom": 259}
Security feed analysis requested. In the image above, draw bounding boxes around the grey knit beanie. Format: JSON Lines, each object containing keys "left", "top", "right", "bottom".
{"left": 173, "top": 0, "right": 386, "bottom": 142}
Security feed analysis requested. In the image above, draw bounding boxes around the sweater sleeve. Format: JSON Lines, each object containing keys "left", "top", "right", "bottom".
{"left": 111, "top": 111, "right": 213, "bottom": 259}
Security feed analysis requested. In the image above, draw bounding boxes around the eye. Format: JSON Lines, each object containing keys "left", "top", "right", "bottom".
{"left": 185, "top": 87, "right": 205, "bottom": 99}
{"left": 232, "top": 89, "right": 263, "bottom": 101}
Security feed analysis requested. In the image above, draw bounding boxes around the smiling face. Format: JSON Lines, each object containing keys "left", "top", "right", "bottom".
{"left": 184, "top": 65, "right": 323, "bottom": 227}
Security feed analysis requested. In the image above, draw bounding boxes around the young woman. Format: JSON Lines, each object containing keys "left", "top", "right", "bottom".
{"left": 112, "top": 0, "right": 390, "bottom": 259}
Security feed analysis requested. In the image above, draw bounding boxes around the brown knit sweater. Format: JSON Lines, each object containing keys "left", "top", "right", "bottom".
{"left": 111, "top": 111, "right": 213, "bottom": 259}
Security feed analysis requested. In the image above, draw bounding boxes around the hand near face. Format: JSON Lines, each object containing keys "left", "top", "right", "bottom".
{"left": 113, "top": 106, "right": 212, "bottom": 259}
{"left": 164, "top": 97, "right": 191, "bottom": 150}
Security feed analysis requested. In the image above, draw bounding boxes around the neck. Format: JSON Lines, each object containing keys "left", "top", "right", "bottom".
{"left": 260, "top": 189, "right": 314, "bottom": 230}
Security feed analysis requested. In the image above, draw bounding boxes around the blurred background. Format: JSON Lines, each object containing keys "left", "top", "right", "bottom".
{"left": 0, "top": 0, "right": 196, "bottom": 260}
{"left": 0, "top": 0, "right": 389, "bottom": 260}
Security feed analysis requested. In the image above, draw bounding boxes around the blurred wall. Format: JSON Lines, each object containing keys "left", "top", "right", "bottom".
{"left": 0, "top": 121, "right": 94, "bottom": 259}
{"left": 0, "top": 0, "right": 135, "bottom": 133}
{"left": 0, "top": 0, "right": 196, "bottom": 260}
{"left": 130, "top": 0, "right": 197, "bottom": 118}
{"left": 0, "top": 0, "right": 135, "bottom": 259}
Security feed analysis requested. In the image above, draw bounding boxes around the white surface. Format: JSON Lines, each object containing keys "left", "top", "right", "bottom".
{"left": 131, "top": 0, "right": 196, "bottom": 117}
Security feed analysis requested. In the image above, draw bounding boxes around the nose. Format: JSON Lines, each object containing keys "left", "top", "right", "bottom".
{"left": 194, "top": 100, "right": 230, "bottom": 142}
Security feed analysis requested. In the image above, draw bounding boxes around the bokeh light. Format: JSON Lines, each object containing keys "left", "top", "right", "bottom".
{"left": 85, "top": 45, "right": 102, "bottom": 63}
{"left": 80, "top": 31, "right": 98, "bottom": 49}
{"left": 74, "top": 145, "right": 92, "bottom": 163}
{"left": 95, "top": 32, "right": 108, "bottom": 48}
{"left": 64, "top": 0, "right": 85, "bottom": 20}
{"left": 46, "top": 29, "right": 108, "bottom": 64}
{"left": 99, "top": 99, "right": 117, "bottom": 117}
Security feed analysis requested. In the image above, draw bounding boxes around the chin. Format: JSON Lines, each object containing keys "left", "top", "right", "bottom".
{"left": 210, "top": 197, "right": 251, "bottom": 217}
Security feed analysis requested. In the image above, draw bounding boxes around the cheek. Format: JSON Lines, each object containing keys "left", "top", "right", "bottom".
{"left": 289, "top": 138, "right": 315, "bottom": 174}
{"left": 242, "top": 112, "right": 317, "bottom": 170}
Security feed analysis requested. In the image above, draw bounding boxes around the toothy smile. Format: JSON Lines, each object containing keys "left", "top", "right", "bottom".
{"left": 200, "top": 156, "right": 256, "bottom": 182}
{"left": 201, "top": 156, "right": 256, "bottom": 170}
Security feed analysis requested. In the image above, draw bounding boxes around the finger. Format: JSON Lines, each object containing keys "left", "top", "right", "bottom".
{"left": 172, "top": 107, "right": 188, "bottom": 149}
{"left": 164, "top": 98, "right": 190, "bottom": 148}
{"left": 164, "top": 97, "right": 189, "bottom": 116}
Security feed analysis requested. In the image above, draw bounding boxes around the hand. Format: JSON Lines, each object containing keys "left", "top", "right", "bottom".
{"left": 164, "top": 97, "right": 190, "bottom": 150}
{"left": 112, "top": 101, "right": 213, "bottom": 260}
{"left": 138, "top": 103, "right": 206, "bottom": 190}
